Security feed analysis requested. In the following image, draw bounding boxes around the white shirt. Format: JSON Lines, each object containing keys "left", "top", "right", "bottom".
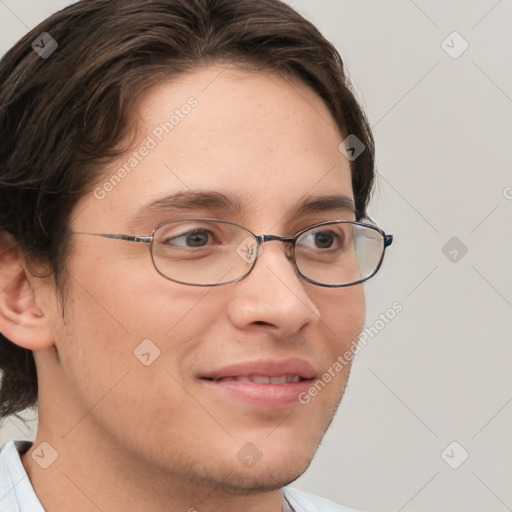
{"left": 0, "top": 440, "right": 362, "bottom": 511}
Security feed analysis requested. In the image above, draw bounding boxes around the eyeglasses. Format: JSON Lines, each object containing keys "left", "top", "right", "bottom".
{"left": 75, "top": 218, "right": 393, "bottom": 287}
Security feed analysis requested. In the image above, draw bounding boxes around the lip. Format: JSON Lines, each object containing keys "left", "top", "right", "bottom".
{"left": 199, "top": 358, "right": 316, "bottom": 380}
{"left": 198, "top": 358, "right": 316, "bottom": 408}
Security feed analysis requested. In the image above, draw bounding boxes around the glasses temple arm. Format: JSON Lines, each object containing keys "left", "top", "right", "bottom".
{"left": 74, "top": 232, "right": 152, "bottom": 244}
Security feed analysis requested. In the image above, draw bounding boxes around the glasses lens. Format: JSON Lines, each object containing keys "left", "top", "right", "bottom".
{"left": 294, "top": 222, "right": 384, "bottom": 286}
{"left": 151, "top": 219, "right": 257, "bottom": 285}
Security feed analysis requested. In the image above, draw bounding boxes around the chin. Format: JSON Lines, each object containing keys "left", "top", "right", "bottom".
{"left": 189, "top": 438, "right": 319, "bottom": 495}
{"left": 210, "top": 458, "right": 313, "bottom": 495}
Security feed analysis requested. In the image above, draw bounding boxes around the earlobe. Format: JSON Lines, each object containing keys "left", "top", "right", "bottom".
{"left": 0, "top": 240, "right": 54, "bottom": 351}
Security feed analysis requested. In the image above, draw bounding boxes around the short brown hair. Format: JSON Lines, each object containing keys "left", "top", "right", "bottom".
{"left": 0, "top": 0, "right": 375, "bottom": 420}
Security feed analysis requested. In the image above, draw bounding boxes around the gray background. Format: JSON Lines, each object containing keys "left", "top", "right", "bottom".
{"left": 1, "top": 1, "right": 511, "bottom": 511}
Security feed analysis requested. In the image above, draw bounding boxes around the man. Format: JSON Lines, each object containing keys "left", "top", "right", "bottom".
{"left": 0, "top": 1, "right": 392, "bottom": 510}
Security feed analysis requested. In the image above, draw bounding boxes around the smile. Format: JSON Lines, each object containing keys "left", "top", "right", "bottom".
{"left": 209, "top": 374, "right": 303, "bottom": 384}
{"left": 198, "top": 359, "right": 317, "bottom": 408}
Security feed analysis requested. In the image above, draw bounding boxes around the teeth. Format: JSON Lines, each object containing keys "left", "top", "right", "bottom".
{"left": 216, "top": 374, "right": 301, "bottom": 384}
{"left": 252, "top": 375, "right": 271, "bottom": 384}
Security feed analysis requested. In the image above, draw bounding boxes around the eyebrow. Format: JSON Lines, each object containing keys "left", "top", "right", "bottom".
{"left": 132, "top": 190, "right": 356, "bottom": 224}
{"left": 139, "top": 190, "right": 246, "bottom": 216}
{"left": 290, "top": 194, "right": 356, "bottom": 217}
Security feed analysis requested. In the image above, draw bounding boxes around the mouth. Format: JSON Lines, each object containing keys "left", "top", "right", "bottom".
{"left": 198, "top": 359, "right": 316, "bottom": 408}
{"left": 205, "top": 374, "right": 304, "bottom": 384}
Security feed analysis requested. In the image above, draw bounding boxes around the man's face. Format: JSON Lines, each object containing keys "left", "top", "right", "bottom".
{"left": 42, "top": 65, "right": 365, "bottom": 492}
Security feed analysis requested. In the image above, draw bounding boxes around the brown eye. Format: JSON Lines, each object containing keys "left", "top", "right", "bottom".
{"left": 297, "top": 229, "right": 342, "bottom": 250}
{"left": 312, "top": 231, "right": 336, "bottom": 249}
{"left": 176, "top": 230, "right": 210, "bottom": 247}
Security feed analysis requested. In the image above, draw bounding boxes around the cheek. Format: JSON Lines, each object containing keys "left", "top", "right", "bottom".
{"left": 56, "top": 257, "right": 224, "bottom": 392}
{"left": 52, "top": 275, "right": 210, "bottom": 441}
{"left": 304, "top": 287, "right": 365, "bottom": 411}
{"left": 55, "top": 282, "right": 133, "bottom": 405}
{"left": 316, "top": 285, "right": 366, "bottom": 352}
{"left": 62, "top": 243, "right": 202, "bottom": 337}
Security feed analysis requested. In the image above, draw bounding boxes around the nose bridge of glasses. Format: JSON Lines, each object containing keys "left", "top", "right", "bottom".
{"left": 259, "top": 234, "right": 295, "bottom": 244}
{"left": 253, "top": 234, "right": 296, "bottom": 264}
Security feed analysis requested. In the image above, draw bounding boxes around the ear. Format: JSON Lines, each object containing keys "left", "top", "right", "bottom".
{"left": 0, "top": 237, "right": 54, "bottom": 350}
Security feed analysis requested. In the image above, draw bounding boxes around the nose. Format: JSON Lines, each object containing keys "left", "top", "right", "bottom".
{"left": 226, "top": 241, "right": 321, "bottom": 338}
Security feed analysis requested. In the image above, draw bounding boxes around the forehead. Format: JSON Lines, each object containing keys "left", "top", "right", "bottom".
{"left": 77, "top": 65, "right": 353, "bottom": 229}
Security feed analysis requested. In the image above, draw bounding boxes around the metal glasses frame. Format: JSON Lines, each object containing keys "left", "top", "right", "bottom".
{"left": 75, "top": 218, "right": 393, "bottom": 287}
